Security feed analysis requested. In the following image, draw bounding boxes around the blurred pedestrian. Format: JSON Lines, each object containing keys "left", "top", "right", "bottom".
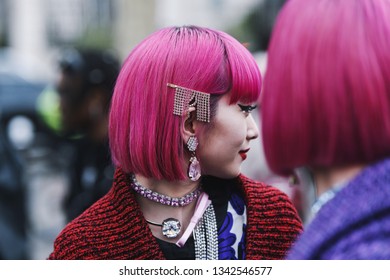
{"left": 261, "top": 0, "right": 390, "bottom": 259}
{"left": 49, "top": 25, "right": 302, "bottom": 260}
{"left": 44, "top": 48, "right": 120, "bottom": 221}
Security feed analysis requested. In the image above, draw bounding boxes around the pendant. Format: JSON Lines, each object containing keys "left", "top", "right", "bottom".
{"left": 188, "top": 156, "right": 201, "bottom": 181}
{"left": 161, "top": 218, "right": 181, "bottom": 238}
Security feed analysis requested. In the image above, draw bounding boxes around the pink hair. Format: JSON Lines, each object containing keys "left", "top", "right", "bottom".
{"left": 109, "top": 26, "right": 261, "bottom": 180}
{"left": 261, "top": 0, "right": 390, "bottom": 176}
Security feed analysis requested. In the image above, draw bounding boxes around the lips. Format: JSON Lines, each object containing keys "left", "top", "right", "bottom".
{"left": 239, "top": 148, "right": 250, "bottom": 160}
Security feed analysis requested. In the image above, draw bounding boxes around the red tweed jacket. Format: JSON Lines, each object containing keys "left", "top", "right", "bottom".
{"left": 49, "top": 168, "right": 302, "bottom": 260}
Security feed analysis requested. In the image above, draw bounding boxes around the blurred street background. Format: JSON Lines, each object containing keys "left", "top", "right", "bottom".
{"left": 0, "top": 0, "right": 290, "bottom": 260}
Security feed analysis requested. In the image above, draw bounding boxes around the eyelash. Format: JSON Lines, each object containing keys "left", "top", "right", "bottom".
{"left": 238, "top": 104, "right": 257, "bottom": 114}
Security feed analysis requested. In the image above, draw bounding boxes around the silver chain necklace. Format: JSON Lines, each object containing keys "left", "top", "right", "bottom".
{"left": 193, "top": 203, "right": 219, "bottom": 260}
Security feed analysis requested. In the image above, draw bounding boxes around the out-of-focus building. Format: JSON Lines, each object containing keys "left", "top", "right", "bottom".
{"left": 113, "top": 0, "right": 156, "bottom": 60}
{"left": 1, "top": 0, "right": 264, "bottom": 73}
{"left": 156, "top": 0, "right": 262, "bottom": 30}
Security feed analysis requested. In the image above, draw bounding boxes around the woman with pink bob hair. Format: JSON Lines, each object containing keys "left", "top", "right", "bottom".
{"left": 262, "top": 0, "right": 390, "bottom": 259}
{"left": 49, "top": 25, "right": 302, "bottom": 260}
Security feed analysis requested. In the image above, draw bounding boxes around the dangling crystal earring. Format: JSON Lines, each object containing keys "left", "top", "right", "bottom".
{"left": 187, "top": 136, "right": 201, "bottom": 181}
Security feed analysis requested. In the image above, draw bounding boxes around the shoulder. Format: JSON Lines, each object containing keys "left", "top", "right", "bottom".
{"left": 48, "top": 172, "right": 144, "bottom": 259}
{"left": 288, "top": 209, "right": 390, "bottom": 259}
{"left": 289, "top": 182, "right": 390, "bottom": 259}
{"left": 239, "top": 174, "right": 303, "bottom": 259}
{"left": 48, "top": 192, "right": 126, "bottom": 259}
{"left": 238, "top": 174, "right": 294, "bottom": 205}
{"left": 238, "top": 174, "right": 302, "bottom": 222}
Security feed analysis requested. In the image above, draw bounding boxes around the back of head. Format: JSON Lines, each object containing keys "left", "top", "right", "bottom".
{"left": 262, "top": 0, "right": 390, "bottom": 175}
{"left": 109, "top": 26, "right": 261, "bottom": 181}
{"left": 58, "top": 47, "right": 120, "bottom": 108}
{"left": 55, "top": 48, "right": 120, "bottom": 137}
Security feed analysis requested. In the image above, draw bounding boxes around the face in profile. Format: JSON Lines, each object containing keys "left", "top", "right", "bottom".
{"left": 197, "top": 93, "right": 259, "bottom": 179}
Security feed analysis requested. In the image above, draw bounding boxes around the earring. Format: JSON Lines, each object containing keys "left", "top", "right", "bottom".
{"left": 187, "top": 136, "right": 201, "bottom": 181}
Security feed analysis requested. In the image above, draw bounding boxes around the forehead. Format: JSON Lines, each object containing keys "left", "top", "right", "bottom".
{"left": 215, "top": 92, "right": 234, "bottom": 111}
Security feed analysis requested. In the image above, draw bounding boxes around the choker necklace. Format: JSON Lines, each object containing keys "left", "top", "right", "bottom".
{"left": 146, "top": 218, "right": 181, "bottom": 238}
{"left": 130, "top": 173, "right": 201, "bottom": 207}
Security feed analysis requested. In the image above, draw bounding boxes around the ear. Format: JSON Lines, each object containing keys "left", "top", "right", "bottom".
{"left": 181, "top": 106, "right": 197, "bottom": 143}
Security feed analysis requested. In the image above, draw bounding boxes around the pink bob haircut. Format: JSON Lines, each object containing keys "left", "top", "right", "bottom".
{"left": 261, "top": 0, "right": 390, "bottom": 176}
{"left": 109, "top": 26, "right": 262, "bottom": 181}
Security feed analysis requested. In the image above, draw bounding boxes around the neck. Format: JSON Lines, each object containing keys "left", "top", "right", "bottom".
{"left": 135, "top": 173, "right": 200, "bottom": 198}
{"left": 312, "top": 164, "right": 366, "bottom": 197}
{"left": 134, "top": 173, "right": 201, "bottom": 242}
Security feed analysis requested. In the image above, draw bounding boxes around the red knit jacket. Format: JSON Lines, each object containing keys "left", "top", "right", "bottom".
{"left": 49, "top": 169, "right": 302, "bottom": 260}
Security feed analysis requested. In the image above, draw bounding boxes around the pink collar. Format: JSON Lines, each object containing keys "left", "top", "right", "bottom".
{"left": 176, "top": 192, "right": 211, "bottom": 247}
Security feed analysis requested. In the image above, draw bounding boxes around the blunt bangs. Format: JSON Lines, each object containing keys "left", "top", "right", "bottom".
{"left": 218, "top": 32, "right": 262, "bottom": 105}
{"left": 261, "top": 0, "right": 390, "bottom": 176}
{"left": 109, "top": 26, "right": 262, "bottom": 181}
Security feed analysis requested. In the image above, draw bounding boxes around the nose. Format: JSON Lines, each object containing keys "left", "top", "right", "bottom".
{"left": 246, "top": 114, "right": 259, "bottom": 140}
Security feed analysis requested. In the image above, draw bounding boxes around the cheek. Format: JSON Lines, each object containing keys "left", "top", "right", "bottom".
{"left": 221, "top": 121, "right": 247, "bottom": 148}
{"left": 202, "top": 116, "right": 246, "bottom": 152}
{"left": 198, "top": 126, "right": 243, "bottom": 163}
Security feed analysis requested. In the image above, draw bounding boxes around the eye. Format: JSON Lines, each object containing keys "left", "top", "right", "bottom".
{"left": 238, "top": 104, "right": 257, "bottom": 114}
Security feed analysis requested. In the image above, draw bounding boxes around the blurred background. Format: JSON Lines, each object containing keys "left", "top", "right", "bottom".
{"left": 0, "top": 0, "right": 290, "bottom": 260}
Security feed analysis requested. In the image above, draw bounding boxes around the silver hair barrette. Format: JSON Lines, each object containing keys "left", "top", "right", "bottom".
{"left": 167, "top": 83, "right": 210, "bottom": 123}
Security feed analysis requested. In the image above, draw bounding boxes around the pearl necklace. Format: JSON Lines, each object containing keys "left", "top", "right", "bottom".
{"left": 130, "top": 173, "right": 202, "bottom": 207}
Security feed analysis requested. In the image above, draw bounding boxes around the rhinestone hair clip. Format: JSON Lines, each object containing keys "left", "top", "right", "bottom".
{"left": 130, "top": 174, "right": 202, "bottom": 207}
{"left": 167, "top": 83, "right": 210, "bottom": 123}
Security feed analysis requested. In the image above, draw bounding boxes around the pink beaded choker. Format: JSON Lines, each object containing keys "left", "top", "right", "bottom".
{"left": 130, "top": 174, "right": 202, "bottom": 207}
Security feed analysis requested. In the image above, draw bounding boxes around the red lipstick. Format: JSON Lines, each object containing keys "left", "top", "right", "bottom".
{"left": 239, "top": 148, "right": 250, "bottom": 160}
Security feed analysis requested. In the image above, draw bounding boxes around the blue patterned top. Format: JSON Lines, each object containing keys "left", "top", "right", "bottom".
{"left": 218, "top": 193, "right": 247, "bottom": 260}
